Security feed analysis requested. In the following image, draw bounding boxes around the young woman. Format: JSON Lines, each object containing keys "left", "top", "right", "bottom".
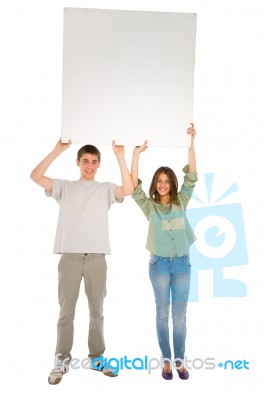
{"left": 131, "top": 124, "right": 197, "bottom": 380}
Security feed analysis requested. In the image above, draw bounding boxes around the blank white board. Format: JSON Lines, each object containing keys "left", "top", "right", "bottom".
{"left": 61, "top": 8, "right": 197, "bottom": 147}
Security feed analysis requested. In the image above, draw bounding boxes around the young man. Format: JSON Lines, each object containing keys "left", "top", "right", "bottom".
{"left": 30, "top": 139, "right": 133, "bottom": 384}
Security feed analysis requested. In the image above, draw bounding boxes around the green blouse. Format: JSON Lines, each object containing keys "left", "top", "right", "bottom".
{"left": 132, "top": 165, "right": 198, "bottom": 257}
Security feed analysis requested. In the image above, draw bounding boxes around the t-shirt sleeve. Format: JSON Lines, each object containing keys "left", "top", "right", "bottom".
{"left": 131, "top": 179, "right": 151, "bottom": 220}
{"left": 178, "top": 165, "right": 198, "bottom": 209}
{"left": 45, "top": 179, "right": 64, "bottom": 203}
{"left": 107, "top": 183, "right": 124, "bottom": 207}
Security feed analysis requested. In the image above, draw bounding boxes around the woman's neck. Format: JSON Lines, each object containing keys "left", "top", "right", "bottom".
{"left": 159, "top": 195, "right": 170, "bottom": 205}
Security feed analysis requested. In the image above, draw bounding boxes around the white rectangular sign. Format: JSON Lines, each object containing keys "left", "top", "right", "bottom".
{"left": 61, "top": 8, "right": 197, "bottom": 147}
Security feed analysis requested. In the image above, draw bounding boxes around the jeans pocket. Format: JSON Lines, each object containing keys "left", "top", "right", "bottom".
{"left": 184, "top": 255, "right": 191, "bottom": 269}
{"left": 149, "top": 254, "right": 160, "bottom": 266}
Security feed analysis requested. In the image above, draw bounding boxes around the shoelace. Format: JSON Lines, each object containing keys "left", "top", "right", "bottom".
{"left": 50, "top": 362, "right": 67, "bottom": 375}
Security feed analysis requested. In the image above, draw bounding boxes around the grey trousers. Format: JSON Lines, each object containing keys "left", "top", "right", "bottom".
{"left": 55, "top": 253, "right": 107, "bottom": 361}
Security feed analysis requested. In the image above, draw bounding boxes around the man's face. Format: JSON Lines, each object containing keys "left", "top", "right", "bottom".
{"left": 76, "top": 153, "right": 100, "bottom": 181}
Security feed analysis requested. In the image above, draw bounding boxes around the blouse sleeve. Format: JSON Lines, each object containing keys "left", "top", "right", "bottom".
{"left": 177, "top": 165, "right": 198, "bottom": 209}
{"left": 131, "top": 179, "right": 151, "bottom": 220}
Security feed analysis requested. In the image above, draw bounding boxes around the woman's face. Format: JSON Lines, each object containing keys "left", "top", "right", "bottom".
{"left": 156, "top": 173, "right": 171, "bottom": 197}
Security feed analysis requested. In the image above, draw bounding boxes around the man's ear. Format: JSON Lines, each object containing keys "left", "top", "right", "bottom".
{"left": 76, "top": 159, "right": 80, "bottom": 166}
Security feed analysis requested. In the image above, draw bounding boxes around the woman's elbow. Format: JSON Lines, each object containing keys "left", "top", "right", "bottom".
{"left": 124, "top": 184, "right": 134, "bottom": 196}
{"left": 124, "top": 188, "right": 134, "bottom": 196}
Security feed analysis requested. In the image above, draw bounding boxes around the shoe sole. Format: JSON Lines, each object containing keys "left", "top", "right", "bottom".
{"left": 91, "top": 366, "right": 118, "bottom": 377}
{"left": 102, "top": 370, "right": 118, "bottom": 378}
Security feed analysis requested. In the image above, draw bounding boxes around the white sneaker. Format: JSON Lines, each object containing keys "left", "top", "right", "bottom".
{"left": 91, "top": 360, "right": 118, "bottom": 377}
{"left": 48, "top": 361, "right": 69, "bottom": 385}
{"left": 101, "top": 366, "right": 118, "bottom": 377}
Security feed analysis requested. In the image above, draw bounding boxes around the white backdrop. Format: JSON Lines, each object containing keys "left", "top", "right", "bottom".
{"left": 0, "top": 0, "right": 266, "bottom": 399}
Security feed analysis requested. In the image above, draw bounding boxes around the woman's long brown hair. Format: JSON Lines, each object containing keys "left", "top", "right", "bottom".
{"left": 149, "top": 166, "right": 180, "bottom": 205}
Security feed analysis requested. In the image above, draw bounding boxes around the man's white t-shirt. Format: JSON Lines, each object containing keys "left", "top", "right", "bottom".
{"left": 45, "top": 179, "right": 122, "bottom": 254}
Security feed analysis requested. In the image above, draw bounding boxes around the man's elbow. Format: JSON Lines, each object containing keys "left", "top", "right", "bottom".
{"left": 30, "top": 171, "right": 42, "bottom": 186}
{"left": 30, "top": 171, "right": 38, "bottom": 183}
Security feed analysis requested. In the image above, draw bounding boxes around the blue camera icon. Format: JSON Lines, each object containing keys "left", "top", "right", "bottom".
{"left": 186, "top": 174, "right": 248, "bottom": 301}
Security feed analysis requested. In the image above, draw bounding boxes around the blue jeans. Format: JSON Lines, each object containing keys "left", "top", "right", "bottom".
{"left": 149, "top": 254, "right": 191, "bottom": 362}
